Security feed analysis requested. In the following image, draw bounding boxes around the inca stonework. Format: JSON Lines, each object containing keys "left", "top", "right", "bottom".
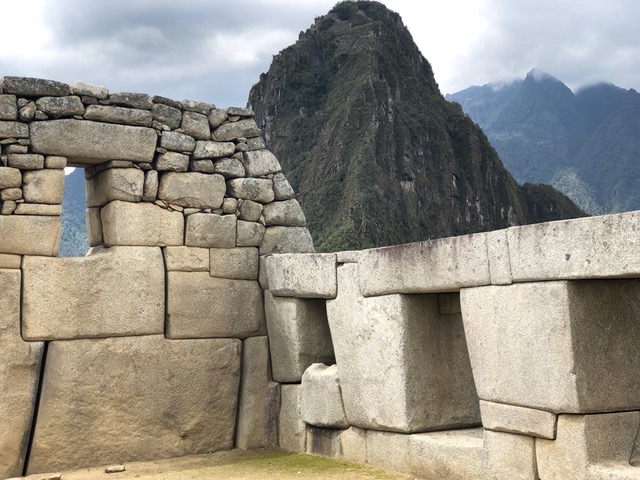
{"left": 1, "top": 76, "right": 640, "bottom": 480}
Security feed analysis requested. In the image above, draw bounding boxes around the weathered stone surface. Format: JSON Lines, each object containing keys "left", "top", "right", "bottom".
{"left": 86, "top": 167, "right": 144, "bottom": 207}
{"left": 0, "top": 254, "right": 21, "bottom": 269}
{"left": 213, "top": 119, "right": 261, "bottom": 141}
{"left": 262, "top": 199, "right": 306, "bottom": 227}
{"left": 226, "top": 106, "right": 254, "bottom": 117}
{"left": 143, "top": 169, "right": 158, "bottom": 202}
{"left": 0, "top": 200, "right": 17, "bottom": 215}
{"left": 163, "top": 246, "right": 209, "bottom": 272}
{"left": 237, "top": 220, "right": 265, "bottom": 247}
{"left": 180, "top": 111, "right": 210, "bottom": 140}
{"left": 2, "top": 76, "right": 69, "bottom": 96}
{"left": 101, "top": 200, "right": 183, "bottom": 247}
{"left": 109, "top": 92, "right": 152, "bottom": 109}
{"left": 35, "top": 96, "right": 84, "bottom": 117}
{"left": 223, "top": 197, "right": 238, "bottom": 214}
{"left": 23, "top": 247, "right": 164, "bottom": 340}
{"left": 327, "top": 263, "right": 480, "bottom": 432}
{"left": 44, "top": 156, "right": 67, "bottom": 169}
{"left": 84, "top": 160, "right": 135, "bottom": 179}
{"left": 19, "top": 101, "right": 36, "bottom": 121}
{"left": 14, "top": 203, "right": 62, "bottom": 216}
{"left": 273, "top": 172, "right": 295, "bottom": 200}
{"left": 536, "top": 412, "right": 640, "bottom": 480}
{"left": 26, "top": 336, "right": 241, "bottom": 474}
{"left": 266, "top": 253, "right": 336, "bottom": 298}
{"left": 8, "top": 153, "right": 44, "bottom": 170}
{"left": 182, "top": 99, "right": 213, "bottom": 114}
{"left": 0, "top": 121, "right": 29, "bottom": 138}
{"left": 158, "top": 172, "right": 225, "bottom": 209}
{"left": 213, "top": 157, "right": 246, "bottom": 178}
{"left": 160, "top": 131, "right": 195, "bottom": 152}
{"left": 185, "top": 213, "right": 236, "bottom": 248}
{"left": 209, "top": 247, "right": 258, "bottom": 280}
{"left": 260, "top": 226, "right": 315, "bottom": 255}
{"left": 0, "top": 215, "right": 60, "bottom": 255}
{"left": 193, "top": 141, "right": 235, "bottom": 159}
{"left": 166, "top": 272, "right": 265, "bottom": 338}
{"left": 190, "top": 159, "right": 214, "bottom": 173}
{"left": 367, "top": 429, "right": 485, "bottom": 480}
{"left": 358, "top": 232, "right": 490, "bottom": 296}
{"left": 208, "top": 109, "right": 228, "bottom": 129}
{"left": 0, "top": 94, "right": 18, "bottom": 120}
{"left": 86, "top": 207, "right": 102, "bottom": 246}
{"left": 508, "top": 210, "right": 640, "bottom": 281}
{"left": 227, "top": 178, "right": 274, "bottom": 203}
{"left": 151, "top": 103, "right": 181, "bottom": 129}
{"left": 301, "top": 364, "right": 349, "bottom": 428}
{"left": 480, "top": 400, "right": 557, "bottom": 439}
{"left": 279, "top": 385, "right": 307, "bottom": 453}
{"left": 22, "top": 168, "right": 65, "bottom": 203}
{"left": 306, "top": 426, "right": 368, "bottom": 464}
{"left": 30, "top": 120, "right": 157, "bottom": 164}
{"left": 0, "top": 167, "right": 21, "bottom": 189}
{"left": 264, "top": 291, "right": 334, "bottom": 383}
{"left": 0, "top": 269, "right": 44, "bottom": 479}
{"left": 487, "top": 229, "right": 512, "bottom": 285}
{"left": 238, "top": 199, "right": 263, "bottom": 222}
{"left": 243, "top": 149, "right": 281, "bottom": 176}
{"left": 461, "top": 280, "right": 640, "bottom": 413}
{"left": 247, "top": 136, "right": 266, "bottom": 151}
{"left": 84, "top": 104, "right": 152, "bottom": 126}
{"left": 71, "top": 81, "right": 109, "bottom": 99}
{"left": 236, "top": 336, "right": 280, "bottom": 449}
{"left": 484, "top": 430, "right": 538, "bottom": 480}
{"left": 155, "top": 151, "right": 189, "bottom": 172}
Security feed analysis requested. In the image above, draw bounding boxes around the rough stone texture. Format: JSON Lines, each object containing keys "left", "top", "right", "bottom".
{"left": 166, "top": 272, "right": 265, "bottom": 339}
{"left": 110, "top": 92, "right": 152, "bottom": 110}
{"left": 236, "top": 220, "right": 265, "bottom": 247}
{"left": 266, "top": 253, "right": 337, "bottom": 298}
{"left": 301, "top": 364, "right": 349, "bottom": 428}
{"left": 508, "top": 211, "right": 640, "bottom": 281}
{"left": 0, "top": 269, "right": 44, "bottom": 479}
{"left": 213, "top": 119, "right": 261, "bottom": 141}
{"left": 22, "top": 247, "right": 165, "bottom": 340}
{"left": 101, "top": 201, "right": 183, "bottom": 247}
{"left": 1, "top": 188, "right": 22, "bottom": 201}
{"left": 1, "top": 201, "right": 17, "bottom": 215}
{"left": 273, "top": 172, "right": 295, "bottom": 200}
{"left": 193, "top": 141, "right": 235, "bottom": 159}
{"left": 160, "top": 131, "right": 195, "bottom": 152}
{"left": 279, "top": 385, "right": 307, "bottom": 454}
{"left": 72, "top": 81, "right": 109, "bottom": 99}
{"left": 44, "top": 156, "right": 67, "bottom": 169}
{"left": 0, "top": 121, "right": 29, "bottom": 138}
{"left": 366, "top": 429, "right": 485, "bottom": 480}
{"left": 2, "top": 76, "right": 69, "bottom": 96}
{"left": 461, "top": 280, "right": 640, "bottom": 413}
{"left": 86, "top": 207, "right": 102, "bottom": 246}
{"left": 155, "top": 151, "right": 189, "bottom": 172}
{"left": 264, "top": 291, "right": 334, "bottom": 383}
{"left": 208, "top": 109, "right": 228, "bottom": 129}
{"left": 227, "top": 177, "right": 274, "bottom": 203}
{"left": 213, "top": 157, "right": 245, "bottom": 178}
{"left": 243, "top": 149, "right": 281, "bottom": 176}
{"left": 236, "top": 336, "right": 280, "bottom": 449}
{"left": 143, "top": 169, "right": 158, "bottom": 202}
{"left": 262, "top": 199, "right": 306, "bottom": 227}
{"left": 487, "top": 229, "right": 512, "bottom": 285}
{"left": 151, "top": 103, "right": 181, "bottom": 129}
{"left": 305, "top": 427, "right": 368, "bottom": 464}
{"left": 0, "top": 254, "right": 21, "bottom": 269}
{"left": 8, "top": 153, "right": 45, "bottom": 170}
{"left": 26, "top": 336, "right": 241, "bottom": 474}
{"left": 209, "top": 247, "right": 258, "bottom": 280}
{"left": 327, "top": 263, "right": 480, "bottom": 433}
{"left": 0, "top": 215, "right": 60, "bottom": 255}
{"left": 190, "top": 159, "right": 214, "bottom": 173}
{"left": 86, "top": 168, "right": 144, "bottom": 207}
{"left": 484, "top": 430, "right": 538, "bottom": 480}
{"left": 185, "top": 213, "right": 236, "bottom": 248}
{"left": 259, "top": 226, "right": 315, "bottom": 255}
{"left": 182, "top": 99, "right": 212, "bottom": 114}
{"left": 480, "top": 400, "right": 557, "bottom": 439}
{"left": 180, "top": 111, "right": 210, "bottom": 140}
{"left": 158, "top": 172, "right": 225, "bottom": 209}
{"left": 35, "top": 96, "right": 84, "bottom": 117}
{"left": 163, "top": 246, "right": 209, "bottom": 272}
{"left": 0, "top": 94, "right": 17, "bottom": 120}
{"left": 30, "top": 120, "right": 157, "bottom": 164}
{"left": 536, "top": 412, "right": 640, "bottom": 480}
{"left": 358, "top": 232, "right": 490, "bottom": 296}
{"left": 14, "top": 204, "right": 62, "bottom": 216}
{"left": 0, "top": 167, "right": 21, "bottom": 189}
{"left": 238, "top": 199, "right": 263, "bottom": 222}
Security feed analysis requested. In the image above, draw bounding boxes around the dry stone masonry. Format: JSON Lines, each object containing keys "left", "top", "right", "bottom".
{"left": 1, "top": 76, "right": 640, "bottom": 480}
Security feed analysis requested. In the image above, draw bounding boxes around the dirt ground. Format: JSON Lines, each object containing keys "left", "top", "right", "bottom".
{"left": 25, "top": 449, "right": 414, "bottom": 480}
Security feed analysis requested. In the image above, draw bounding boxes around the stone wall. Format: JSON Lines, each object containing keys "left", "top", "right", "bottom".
{"left": 1, "top": 76, "right": 640, "bottom": 480}
{"left": 0, "top": 76, "right": 312, "bottom": 478}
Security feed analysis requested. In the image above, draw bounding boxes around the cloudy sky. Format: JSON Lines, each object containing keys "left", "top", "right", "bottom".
{"left": 1, "top": 0, "right": 639, "bottom": 107}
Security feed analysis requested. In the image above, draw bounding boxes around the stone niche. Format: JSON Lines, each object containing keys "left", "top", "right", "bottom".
{"left": 0, "top": 76, "right": 314, "bottom": 476}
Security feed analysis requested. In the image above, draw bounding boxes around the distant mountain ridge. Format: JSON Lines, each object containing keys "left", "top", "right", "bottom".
{"left": 447, "top": 70, "right": 640, "bottom": 214}
{"left": 249, "top": 1, "right": 584, "bottom": 252}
